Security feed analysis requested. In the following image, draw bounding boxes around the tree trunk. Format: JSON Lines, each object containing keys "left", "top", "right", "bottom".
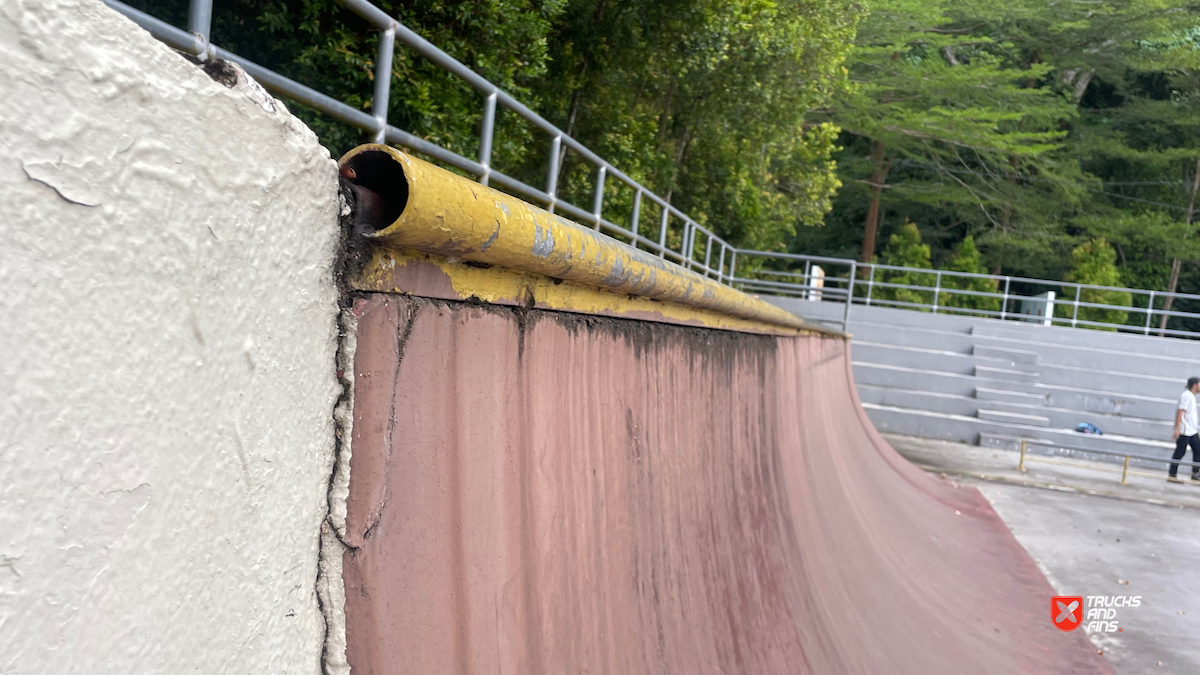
{"left": 1159, "top": 157, "right": 1200, "bottom": 335}
{"left": 1001, "top": 155, "right": 1018, "bottom": 229}
{"left": 862, "top": 140, "right": 890, "bottom": 264}
{"left": 1061, "top": 68, "right": 1096, "bottom": 104}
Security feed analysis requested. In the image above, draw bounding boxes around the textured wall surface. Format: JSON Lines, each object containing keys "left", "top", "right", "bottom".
{"left": 0, "top": 0, "right": 341, "bottom": 672}
{"left": 342, "top": 294, "right": 1113, "bottom": 675}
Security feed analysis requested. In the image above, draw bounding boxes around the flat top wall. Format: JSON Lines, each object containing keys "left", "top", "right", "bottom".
{"left": 0, "top": 1, "right": 340, "bottom": 672}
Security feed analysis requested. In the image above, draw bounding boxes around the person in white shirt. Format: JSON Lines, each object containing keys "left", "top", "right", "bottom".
{"left": 1169, "top": 377, "right": 1200, "bottom": 482}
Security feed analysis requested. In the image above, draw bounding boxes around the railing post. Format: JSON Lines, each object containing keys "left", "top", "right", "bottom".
{"left": 1121, "top": 456, "right": 1130, "bottom": 485}
{"left": 716, "top": 245, "right": 726, "bottom": 284}
{"left": 1072, "top": 285, "right": 1081, "bottom": 328}
{"left": 1019, "top": 440, "right": 1026, "bottom": 472}
{"left": 703, "top": 234, "right": 713, "bottom": 277}
{"left": 187, "top": 0, "right": 213, "bottom": 57}
{"left": 932, "top": 271, "right": 942, "bottom": 314}
{"left": 591, "top": 166, "right": 607, "bottom": 230}
{"left": 681, "top": 222, "right": 695, "bottom": 269}
{"left": 1075, "top": 283, "right": 1084, "bottom": 326}
{"left": 1000, "top": 277, "right": 1011, "bottom": 321}
{"left": 843, "top": 261, "right": 856, "bottom": 331}
{"left": 803, "top": 260, "right": 812, "bottom": 300}
{"left": 678, "top": 221, "right": 689, "bottom": 266}
{"left": 630, "top": 189, "right": 642, "bottom": 242}
{"left": 545, "top": 135, "right": 562, "bottom": 213}
{"left": 729, "top": 250, "right": 738, "bottom": 289}
{"left": 477, "top": 92, "right": 497, "bottom": 185}
{"left": 1145, "top": 290, "right": 1155, "bottom": 335}
{"left": 657, "top": 209, "right": 669, "bottom": 259}
{"left": 371, "top": 26, "right": 396, "bottom": 144}
{"left": 865, "top": 265, "right": 875, "bottom": 306}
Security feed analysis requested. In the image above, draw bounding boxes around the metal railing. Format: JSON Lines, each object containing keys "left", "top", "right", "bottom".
{"left": 728, "top": 249, "right": 1200, "bottom": 337}
{"left": 103, "top": 0, "right": 1200, "bottom": 339}
{"left": 102, "top": 0, "right": 736, "bottom": 284}
{"left": 1017, "top": 438, "right": 1200, "bottom": 486}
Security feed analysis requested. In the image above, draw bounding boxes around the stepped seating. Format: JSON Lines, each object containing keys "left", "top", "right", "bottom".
{"left": 764, "top": 297, "right": 1199, "bottom": 467}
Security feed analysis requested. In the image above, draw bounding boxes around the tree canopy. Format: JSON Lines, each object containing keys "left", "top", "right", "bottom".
{"left": 133, "top": 0, "right": 1200, "bottom": 329}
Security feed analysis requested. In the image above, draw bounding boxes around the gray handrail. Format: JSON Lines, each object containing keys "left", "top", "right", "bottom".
{"left": 1017, "top": 438, "right": 1200, "bottom": 486}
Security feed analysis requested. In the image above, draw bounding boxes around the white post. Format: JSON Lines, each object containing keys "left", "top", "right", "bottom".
{"left": 810, "top": 265, "right": 825, "bottom": 302}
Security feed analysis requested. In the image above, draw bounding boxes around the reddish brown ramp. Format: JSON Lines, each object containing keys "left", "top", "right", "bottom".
{"left": 342, "top": 293, "right": 1111, "bottom": 674}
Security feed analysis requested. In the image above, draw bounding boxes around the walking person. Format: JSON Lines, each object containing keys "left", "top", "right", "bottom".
{"left": 1170, "top": 377, "right": 1200, "bottom": 482}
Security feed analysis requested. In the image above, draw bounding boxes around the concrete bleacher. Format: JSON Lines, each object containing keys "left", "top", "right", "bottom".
{"left": 766, "top": 297, "right": 1200, "bottom": 468}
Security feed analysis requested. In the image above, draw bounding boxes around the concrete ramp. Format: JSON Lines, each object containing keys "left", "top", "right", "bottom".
{"left": 340, "top": 293, "right": 1112, "bottom": 674}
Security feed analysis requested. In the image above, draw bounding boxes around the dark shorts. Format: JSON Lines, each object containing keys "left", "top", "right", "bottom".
{"left": 1170, "top": 434, "right": 1200, "bottom": 478}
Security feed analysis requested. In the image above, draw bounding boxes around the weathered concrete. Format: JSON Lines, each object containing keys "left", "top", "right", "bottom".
{"left": 884, "top": 433, "right": 1200, "bottom": 673}
{"left": 341, "top": 293, "right": 1112, "bottom": 674}
{"left": 979, "top": 481, "right": 1200, "bottom": 675}
{"left": 885, "top": 434, "right": 1200, "bottom": 510}
{"left": 0, "top": 0, "right": 341, "bottom": 672}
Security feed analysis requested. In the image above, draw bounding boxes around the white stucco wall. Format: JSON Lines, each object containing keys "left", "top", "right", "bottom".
{"left": 0, "top": 0, "right": 342, "bottom": 672}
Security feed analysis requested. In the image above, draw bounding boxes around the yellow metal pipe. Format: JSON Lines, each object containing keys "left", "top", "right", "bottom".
{"left": 339, "top": 144, "right": 834, "bottom": 335}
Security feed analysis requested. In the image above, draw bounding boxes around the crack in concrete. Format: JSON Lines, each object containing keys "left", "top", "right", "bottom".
{"left": 316, "top": 299, "right": 360, "bottom": 675}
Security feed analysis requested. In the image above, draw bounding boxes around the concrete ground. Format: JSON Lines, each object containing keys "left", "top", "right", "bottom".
{"left": 884, "top": 434, "right": 1200, "bottom": 675}
{"left": 887, "top": 434, "right": 1200, "bottom": 511}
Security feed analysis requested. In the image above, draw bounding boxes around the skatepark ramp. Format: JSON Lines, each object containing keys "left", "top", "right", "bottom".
{"left": 3, "top": 3, "right": 1121, "bottom": 670}
{"left": 333, "top": 147, "right": 1112, "bottom": 674}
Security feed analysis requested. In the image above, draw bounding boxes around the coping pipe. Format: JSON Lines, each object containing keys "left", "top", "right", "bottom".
{"left": 339, "top": 144, "right": 833, "bottom": 335}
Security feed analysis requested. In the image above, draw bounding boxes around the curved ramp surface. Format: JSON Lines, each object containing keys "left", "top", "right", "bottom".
{"left": 342, "top": 293, "right": 1112, "bottom": 674}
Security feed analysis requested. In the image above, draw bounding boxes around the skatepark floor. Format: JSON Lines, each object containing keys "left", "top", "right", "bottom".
{"left": 886, "top": 434, "right": 1200, "bottom": 675}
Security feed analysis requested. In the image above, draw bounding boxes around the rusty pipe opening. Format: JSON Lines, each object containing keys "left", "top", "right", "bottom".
{"left": 339, "top": 149, "right": 408, "bottom": 234}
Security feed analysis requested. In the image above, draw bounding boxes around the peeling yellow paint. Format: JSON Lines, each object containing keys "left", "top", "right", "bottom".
{"left": 340, "top": 144, "right": 840, "bottom": 336}
{"left": 356, "top": 246, "right": 829, "bottom": 336}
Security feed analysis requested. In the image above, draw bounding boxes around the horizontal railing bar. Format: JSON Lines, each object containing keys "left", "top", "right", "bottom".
{"left": 104, "top": 0, "right": 204, "bottom": 54}
{"left": 843, "top": 262, "right": 1200, "bottom": 302}
{"left": 385, "top": 126, "right": 484, "bottom": 174}
{"left": 734, "top": 250, "right": 857, "bottom": 266}
{"left": 220, "top": 48, "right": 382, "bottom": 132}
{"left": 338, "top": 0, "right": 396, "bottom": 29}
{"left": 924, "top": 306, "right": 1007, "bottom": 318}
{"left": 1021, "top": 439, "right": 1192, "bottom": 467}
{"left": 734, "top": 279, "right": 850, "bottom": 298}
{"left": 748, "top": 270, "right": 854, "bottom": 285}
{"left": 735, "top": 284, "right": 816, "bottom": 297}
{"left": 853, "top": 297, "right": 936, "bottom": 311}
{"left": 487, "top": 170, "right": 553, "bottom": 205}
{"left": 753, "top": 269, "right": 816, "bottom": 280}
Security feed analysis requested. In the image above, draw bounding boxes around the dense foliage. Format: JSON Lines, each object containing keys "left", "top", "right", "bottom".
{"left": 791, "top": 0, "right": 1200, "bottom": 330}
{"left": 132, "top": 0, "right": 861, "bottom": 252}
{"left": 133, "top": 0, "right": 1200, "bottom": 329}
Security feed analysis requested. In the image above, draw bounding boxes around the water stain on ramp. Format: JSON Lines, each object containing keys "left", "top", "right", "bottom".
{"left": 342, "top": 293, "right": 1112, "bottom": 674}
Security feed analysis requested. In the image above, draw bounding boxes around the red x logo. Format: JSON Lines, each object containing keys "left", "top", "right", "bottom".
{"left": 1052, "top": 596, "right": 1084, "bottom": 632}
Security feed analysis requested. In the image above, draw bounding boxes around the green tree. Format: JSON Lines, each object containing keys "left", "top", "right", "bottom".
{"left": 132, "top": 0, "right": 863, "bottom": 252}
{"left": 1065, "top": 238, "right": 1132, "bottom": 329}
{"left": 875, "top": 221, "right": 935, "bottom": 307}
{"left": 815, "top": 0, "right": 1076, "bottom": 265}
{"left": 942, "top": 236, "right": 1001, "bottom": 313}
{"left": 533, "top": 0, "right": 861, "bottom": 250}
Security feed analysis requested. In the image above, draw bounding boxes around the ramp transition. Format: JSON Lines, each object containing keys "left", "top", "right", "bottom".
{"left": 336, "top": 146, "right": 1111, "bottom": 674}
{"left": 339, "top": 294, "right": 1111, "bottom": 674}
